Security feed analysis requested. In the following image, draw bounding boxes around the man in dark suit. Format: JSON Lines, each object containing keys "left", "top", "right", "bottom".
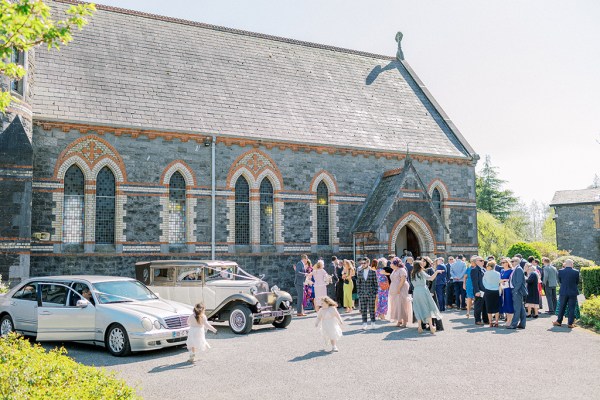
{"left": 435, "top": 257, "right": 447, "bottom": 311}
{"left": 553, "top": 259, "right": 580, "bottom": 328}
{"left": 332, "top": 256, "right": 344, "bottom": 306}
{"left": 471, "top": 256, "right": 489, "bottom": 325}
{"left": 445, "top": 256, "right": 455, "bottom": 308}
{"left": 507, "top": 257, "right": 528, "bottom": 329}
{"left": 356, "top": 257, "right": 378, "bottom": 330}
{"left": 405, "top": 256, "right": 414, "bottom": 295}
{"left": 294, "top": 255, "right": 308, "bottom": 316}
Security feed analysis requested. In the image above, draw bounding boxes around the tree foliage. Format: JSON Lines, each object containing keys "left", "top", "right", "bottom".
{"left": 475, "top": 155, "right": 518, "bottom": 221}
{"left": 477, "top": 211, "right": 519, "bottom": 258}
{"left": 541, "top": 208, "right": 556, "bottom": 244}
{"left": 506, "top": 242, "right": 542, "bottom": 261}
{"left": 0, "top": 0, "right": 95, "bottom": 111}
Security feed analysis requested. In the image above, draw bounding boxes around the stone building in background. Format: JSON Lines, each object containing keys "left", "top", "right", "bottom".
{"left": 0, "top": 1, "right": 479, "bottom": 291}
{"left": 551, "top": 188, "right": 600, "bottom": 264}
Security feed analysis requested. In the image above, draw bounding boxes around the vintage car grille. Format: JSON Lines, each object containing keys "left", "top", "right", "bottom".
{"left": 164, "top": 315, "right": 190, "bottom": 329}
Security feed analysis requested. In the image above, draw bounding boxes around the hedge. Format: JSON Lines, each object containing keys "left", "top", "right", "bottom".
{"left": 0, "top": 333, "right": 139, "bottom": 400}
{"left": 580, "top": 295, "right": 600, "bottom": 331}
{"left": 507, "top": 242, "right": 542, "bottom": 261}
{"left": 581, "top": 267, "right": 600, "bottom": 298}
{"left": 551, "top": 256, "right": 595, "bottom": 270}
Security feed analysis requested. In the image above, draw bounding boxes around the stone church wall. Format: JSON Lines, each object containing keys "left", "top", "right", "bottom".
{"left": 555, "top": 203, "right": 600, "bottom": 264}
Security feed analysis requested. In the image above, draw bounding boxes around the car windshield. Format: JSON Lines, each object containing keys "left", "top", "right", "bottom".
{"left": 93, "top": 280, "right": 158, "bottom": 304}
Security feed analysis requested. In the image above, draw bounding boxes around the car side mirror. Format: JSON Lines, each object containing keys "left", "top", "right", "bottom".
{"left": 76, "top": 299, "right": 89, "bottom": 308}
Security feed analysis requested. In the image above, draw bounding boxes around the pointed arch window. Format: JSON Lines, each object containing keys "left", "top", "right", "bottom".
{"left": 259, "top": 179, "right": 274, "bottom": 245}
{"left": 235, "top": 177, "right": 250, "bottom": 245}
{"left": 63, "top": 165, "right": 85, "bottom": 244}
{"left": 168, "top": 172, "right": 186, "bottom": 244}
{"left": 432, "top": 188, "right": 442, "bottom": 216}
{"left": 95, "top": 167, "right": 116, "bottom": 244}
{"left": 317, "top": 181, "right": 329, "bottom": 245}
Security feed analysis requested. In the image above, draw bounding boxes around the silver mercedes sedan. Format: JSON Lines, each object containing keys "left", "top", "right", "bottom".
{"left": 0, "top": 275, "right": 193, "bottom": 356}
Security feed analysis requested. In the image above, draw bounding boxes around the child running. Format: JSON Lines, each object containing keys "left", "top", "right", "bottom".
{"left": 314, "top": 296, "right": 344, "bottom": 352}
{"left": 186, "top": 303, "right": 217, "bottom": 363}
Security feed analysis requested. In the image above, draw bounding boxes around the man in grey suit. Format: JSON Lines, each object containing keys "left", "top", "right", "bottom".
{"left": 542, "top": 257, "right": 558, "bottom": 315}
{"left": 356, "top": 258, "right": 378, "bottom": 330}
{"left": 507, "top": 257, "right": 528, "bottom": 329}
{"left": 294, "top": 255, "right": 308, "bottom": 316}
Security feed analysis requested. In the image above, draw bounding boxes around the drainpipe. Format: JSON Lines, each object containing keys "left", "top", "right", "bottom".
{"left": 211, "top": 135, "right": 216, "bottom": 260}
{"left": 352, "top": 233, "right": 356, "bottom": 262}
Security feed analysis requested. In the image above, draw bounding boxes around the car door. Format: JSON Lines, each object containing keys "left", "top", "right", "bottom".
{"left": 9, "top": 282, "right": 39, "bottom": 334}
{"left": 36, "top": 283, "right": 96, "bottom": 342}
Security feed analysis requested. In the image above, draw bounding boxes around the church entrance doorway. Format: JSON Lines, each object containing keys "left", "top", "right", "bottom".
{"left": 395, "top": 225, "right": 421, "bottom": 258}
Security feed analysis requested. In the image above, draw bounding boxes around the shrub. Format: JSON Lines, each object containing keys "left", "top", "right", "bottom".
{"left": 527, "top": 241, "right": 570, "bottom": 260}
{"left": 507, "top": 242, "right": 542, "bottom": 261}
{"left": 580, "top": 295, "right": 600, "bottom": 332}
{"left": 581, "top": 267, "right": 600, "bottom": 298}
{"left": 0, "top": 333, "right": 139, "bottom": 399}
{"left": 551, "top": 256, "right": 595, "bottom": 270}
{"left": 0, "top": 275, "right": 8, "bottom": 294}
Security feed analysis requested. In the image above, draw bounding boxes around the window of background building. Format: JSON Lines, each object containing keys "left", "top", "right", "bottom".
{"left": 63, "top": 165, "right": 85, "bottom": 244}
{"left": 235, "top": 177, "right": 250, "bottom": 245}
{"left": 317, "top": 181, "right": 329, "bottom": 246}
{"left": 259, "top": 179, "right": 274, "bottom": 245}
{"left": 10, "top": 48, "right": 25, "bottom": 96}
{"left": 432, "top": 188, "right": 442, "bottom": 216}
{"left": 95, "top": 166, "right": 116, "bottom": 244}
{"left": 168, "top": 172, "right": 186, "bottom": 244}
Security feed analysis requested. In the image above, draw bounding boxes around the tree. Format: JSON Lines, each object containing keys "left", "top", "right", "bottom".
{"left": 477, "top": 210, "right": 520, "bottom": 258}
{"left": 541, "top": 207, "right": 557, "bottom": 244}
{"left": 588, "top": 174, "right": 600, "bottom": 189}
{"left": 476, "top": 155, "right": 518, "bottom": 221}
{"left": 0, "top": 0, "right": 95, "bottom": 112}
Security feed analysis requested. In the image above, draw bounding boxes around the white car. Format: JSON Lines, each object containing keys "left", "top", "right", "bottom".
{"left": 0, "top": 276, "right": 193, "bottom": 356}
{"left": 135, "top": 260, "right": 293, "bottom": 334}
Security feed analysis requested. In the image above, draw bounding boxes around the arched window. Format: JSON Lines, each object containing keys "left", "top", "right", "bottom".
{"left": 168, "top": 172, "right": 186, "bottom": 244}
{"left": 235, "top": 176, "right": 250, "bottom": 245}
{"left": 317, "top": 181, "right": 329, "bottom": 245}
{"left": 259, "top": 179, "right": 274, "bottom": 245}
{"left": 95, "top": 166, "right": 115, "bottom": 244}
{"left": 432, "top": 188, "right": 442, "bottom": 216}
{"left": 63, "top": 165, "right": 85, "bottom": 244}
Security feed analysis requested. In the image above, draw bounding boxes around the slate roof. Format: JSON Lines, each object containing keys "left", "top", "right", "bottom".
{"left": 31, "top": 1, "right": 475, "bottom": 159}
{"left": 550, "top": 189, "right": 600, "bottom": 206}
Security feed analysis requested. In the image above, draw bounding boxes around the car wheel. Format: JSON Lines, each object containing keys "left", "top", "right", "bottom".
{"left": 0, "top": 315, "right": 14, "bottom": 336}
{"left": 229, "top": 305, "right": 253, "bottom": 334}
{"left": 105, "top": 324, "right": 131, "bottom": 356}
{"left": 272, "top": 304, "right": 292, "bottom": 329}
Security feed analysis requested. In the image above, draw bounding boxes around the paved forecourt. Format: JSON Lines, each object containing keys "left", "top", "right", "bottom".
{"left": 50, "top": 308, "right": 600, "bottom": 400}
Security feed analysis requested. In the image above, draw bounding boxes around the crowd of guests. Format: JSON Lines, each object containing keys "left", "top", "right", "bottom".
{"left": 293, "top": 252, "right": 581, "bottom": 334}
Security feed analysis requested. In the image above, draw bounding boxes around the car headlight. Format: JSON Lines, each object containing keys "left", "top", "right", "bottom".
{"left": 249, "top": 286, "right": 257, "bottom": 295}
{"left": 141, "top": 317, "right": 153, "bottom": 332}
{"left": 153, "top": 320, "right": 161, "bottom": 330}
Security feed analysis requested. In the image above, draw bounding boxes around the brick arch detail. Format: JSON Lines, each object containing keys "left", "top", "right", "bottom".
{"left": 310, "top": 170, "right": 338, "bottom": 193}
{"left": 54, "top": 134, "right": 127, "bottom": 181}
{"left": 427, "top": 179, "right": 450, "bottom": 199}
{"left": 389, "top": 211, "right": 436, "bottom": 256}
{"left": 160, "top": 160, "right": 197, "bottom": 187}
{"left": 56, "top": 155, "right": 93, "bottom": 182}
{"left": 255, "top": 169, "right": 283, "bottom": 191}
{"left": 91, "top": 157, "right": 126, "bottom": 183}
{"left": 226, "top": 149, "right": 283, "bottom": 190}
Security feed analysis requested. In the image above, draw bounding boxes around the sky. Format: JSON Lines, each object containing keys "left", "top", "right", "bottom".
{"left": 93, "top": 0, "right": 600, "bottom": 206}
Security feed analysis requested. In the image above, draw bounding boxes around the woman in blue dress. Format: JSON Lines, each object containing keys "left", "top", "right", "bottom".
{"left": 463, "top": 257, "right": 475, "bottom": 318}
{"left": 499, "top": 258, "right": 514, "bottom": 326}
{"left": 411, "top": 260, "right": 443, "bottom": 334}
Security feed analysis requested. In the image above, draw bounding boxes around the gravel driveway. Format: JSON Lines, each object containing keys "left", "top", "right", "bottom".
{"left": 49, "top": 308, "right": 600, "bottom": 400}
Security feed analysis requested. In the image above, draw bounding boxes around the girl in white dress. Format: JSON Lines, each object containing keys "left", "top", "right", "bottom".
{"left": 314, "top": 296, "right": 344, "bottom": 352}
{"left": 186, "top": 303, "right": 217, "bottom": 363}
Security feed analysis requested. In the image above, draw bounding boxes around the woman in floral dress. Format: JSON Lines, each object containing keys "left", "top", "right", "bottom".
{"left": 375, "top": 259, "right": 390, "bottom": 320}
{"left": 303, "top": 259, "right": 315, "bottom": 311}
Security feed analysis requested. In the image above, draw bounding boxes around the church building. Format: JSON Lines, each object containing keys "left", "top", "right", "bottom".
{"left": 0, "top": 0, "right": 479, "bottom": 291}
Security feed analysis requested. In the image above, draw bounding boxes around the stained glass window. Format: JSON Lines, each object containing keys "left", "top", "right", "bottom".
{"left": 432, "top": 188, "right": 442, "bottom": 215}
{"left": 95, "top": 167, "right": 115, "bottom": 244}
{"left": 259, "top": 179, "right": 274, "bottom": 245}
{"left": 168, "top": 172, "right": 186, "bottom": 244}
{"left": 235, "top": 177, "right": 250, "bottom": 245}
{"left": 317, "top": 181, "right": 329, "bottom": 246}
{"left": 63, "top": 165, "right": 85, "bottom": 244}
